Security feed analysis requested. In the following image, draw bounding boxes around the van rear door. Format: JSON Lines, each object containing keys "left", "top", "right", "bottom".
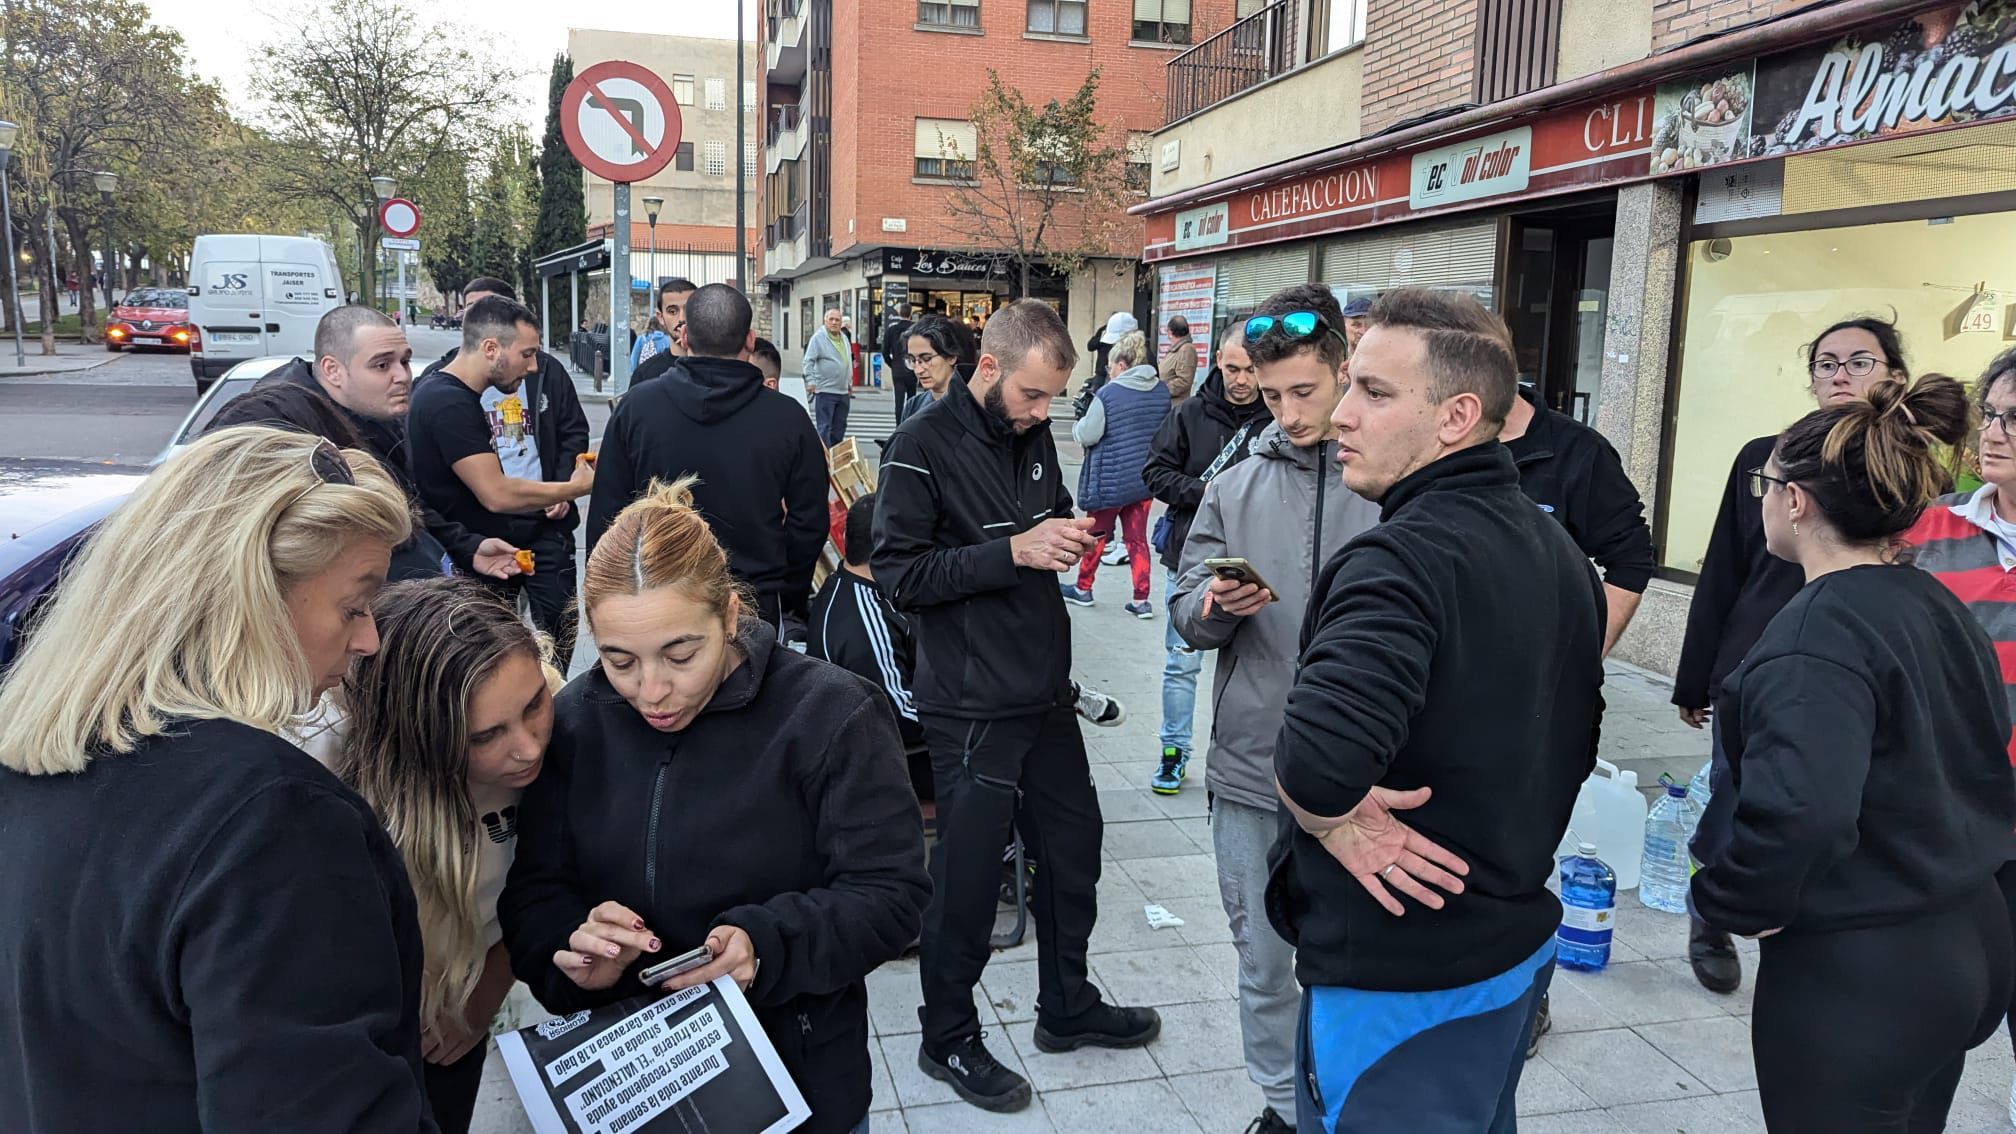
{"left": 261, "top": 256, "right": 329, "bottom": 358}
{"left": 192, "top": 251, "right": 266, "bottom": 362}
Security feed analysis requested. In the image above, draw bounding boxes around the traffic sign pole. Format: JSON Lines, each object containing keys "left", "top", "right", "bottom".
{"left": 613, "top": 182, "right": 632, "bottom": 396}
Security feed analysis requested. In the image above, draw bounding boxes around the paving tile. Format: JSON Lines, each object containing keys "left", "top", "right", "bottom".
{"left": 1140, "top": 998, "right": 1246, "bottom": 1076}
{"left": 1537, "top": 975, "right": 1616, "bottom": 1034}
{"left": 1518, "top": 1054, "right": 1602, "bottom": 1116}
{"left": 1002, "top": 1020, "right": 1164, "bottom": 1093}
{"left": 866, "top": 964, "right": 927, "bottom": 1038}
{"left": 1609, "top": 904, "right": 1691, "bottom": 962}
{"left": 866, "top": 1111, "right": 911, "bottom": 1134}
{"left": 881, "top": 1033, "right": 1033, "bottom": 1110}
{"left": 1555, "top": 960, "right": 1729, "bottom": 1028}
{"left": 1101, "top": 820, "right": 1203, "bottom": 862}
{"left": 1042, "top": 1077, "right": 1203, "bottom": 1133}
{"left": 1538, "top": 1027, "right": 1711, "bottom": 1107}
{"left": 981, "top": 960, "right": 1042, "bottom": 1024}
{"left": 901, "top": 1100, "right": 1055, "bottom": 1133}
{"left": 1166, "top": 1067, "right": 1274, "bottom": 1132}
{"left": 1096, "top": 789, "right": 1164, "bottom": 824}
{"left": 867, "top": 1040, "right": 898, "bottom": 1116}
{"left": 1633, "top": 1016, "right": 1756, "bottom": 1092}
{"left": 1169, "top": 816, "right": 1212, "bottom": 852}
{"left": 1147, "top": 787, "right": 1211, "bottom": 819}
{"left": 1517, "top": 1112, "right": 1626, "bottom": 1134}
{"left": 1118, "top": 853, "right": 1221, "bottom": 900}
{"left": 1649, "top": 958, "right": 1754, "bottom": 1017}
{"left": 1191, "top": 941, "right": 1243, "bottom": 1000}
{"left": 1091, "top": 946, "right": 1233, "bottom": 1009}
{"left": 1089, "top": 764, "right": 1140, "bottom": 792}
{"left": 1172, "top": 901, "right": 1235, "bottom": 947}
{"left": 1606, "top": 1089, "right": 1766, "bottom": 1134}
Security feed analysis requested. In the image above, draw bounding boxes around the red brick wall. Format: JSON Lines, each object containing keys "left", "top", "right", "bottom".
{"left": 827, "top": 0, "right": 1231, "bottom": 256}
{"left": 1651, "top": 0, "right": 1804, "bottom": 52}
{"left": 1361, "top": 0, "right": 1479, "bottom": 134}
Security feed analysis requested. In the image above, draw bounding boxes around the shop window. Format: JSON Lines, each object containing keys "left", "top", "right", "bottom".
{"left": 675, "top": 142, "right": 695, "bottom": 172}
{"left": 1133, "top": 0, "right": 1191, "bottom": 44}
{"left": 1027, "top": 0, "right": 1086, "bottom": 35}
{"left": 673, "top": 75, "right": 695, "bottom": 106}
{"left": 919, "top": 0, "right": 980, "bottom": 29}
{"left": 704, "top": 141, "right": 727, "bottom": 177}
{"left": 705, "top": 78, "right": 726, "bottom": 111}
{"left": 1662, "top": 211, "right": 2016, "bottom": 577}
{"left": 914, "top": 117, "right": 977, "bottom": 181}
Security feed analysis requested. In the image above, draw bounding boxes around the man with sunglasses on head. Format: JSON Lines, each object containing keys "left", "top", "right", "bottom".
{"left": 1270, "top": 289, "right": 1604, "bottom": 1132}
{"left": 1167, "top": 287, "right": 1377, "bottom": 1134}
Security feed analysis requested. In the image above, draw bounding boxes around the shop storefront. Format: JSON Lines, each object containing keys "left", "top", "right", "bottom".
{"left": 864, "top": 247, "right": 1070, "bottom": 347}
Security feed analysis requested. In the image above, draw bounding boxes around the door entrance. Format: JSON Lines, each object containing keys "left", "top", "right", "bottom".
{"left": 1504, "top": 206, "right": 1615, "bottom": 425}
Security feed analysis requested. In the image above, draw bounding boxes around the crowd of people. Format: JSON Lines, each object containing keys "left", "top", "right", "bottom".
{"left": 1, "top": 261, "right": 2015, "bottom": 1134}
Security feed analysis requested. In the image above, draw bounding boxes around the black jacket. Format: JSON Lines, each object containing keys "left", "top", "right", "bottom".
{"left": 586, "top": 355, "right": 829, "bottom": 620}
{"left": 0, "top": 719, "right": 433, "bottom": 1133}
{"left": 1268, "top": 443, "right": 1606, "bottom": 991}
{"left": 871, "top": 376, "right": 1076, "bottom": 718}
{"left": 808, "top": 569, "right": 925, "bottom": 755}
{"left": 881, "top": 318, "right": 914, "bottom": 386}
{"left": 497, "top": 620, "right": 929, "bottom": 1134}
{"left": 423, "top": 346, "right": 592, "bottom": 530}
{"left": 1673, "top": 435, "right": 1805, "bottom": 710}
{"left": 629, "top": 346, "right": 681, "bottom": 387}
{"left": 1505, "top": 386, "right": 1656, "bottom": 595}
{"left": 1693, "top": 565, "right": 2016, "bottom": 936}
{"left": 208, "top": 358, "right": 459, "bottom": 579}
{"left": 1141, "top": 368, "right": 1272, "bottom": 571}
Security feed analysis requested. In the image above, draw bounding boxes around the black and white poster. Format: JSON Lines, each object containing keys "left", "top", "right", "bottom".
{"left": 495, "top": 978, "right": 811, "bottom": 1134}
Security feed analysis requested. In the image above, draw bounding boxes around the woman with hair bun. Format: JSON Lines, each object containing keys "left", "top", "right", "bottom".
{"left": 1691, "top": 374, "right": 2015, "bottom": 1132}
{"left": 499, "top": 477, "right": 929, "bottom": 1134}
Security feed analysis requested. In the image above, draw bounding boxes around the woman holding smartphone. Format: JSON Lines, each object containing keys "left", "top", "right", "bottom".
{"left": 327, "top": 578, "right": 556, "bottom": 1134}
{"left": 500, "top": 478, "right": 929, "bottom": 1134}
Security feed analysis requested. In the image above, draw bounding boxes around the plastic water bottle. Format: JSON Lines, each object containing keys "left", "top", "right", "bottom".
{"left": 1557, "top": 842, "right": 1616, "bottom": 972}
{"left": 1640, "top": 778, "right": 1699, "bottom": 914}
{"left": 1686, "top": 760, "right": 1713, "bottom": 838}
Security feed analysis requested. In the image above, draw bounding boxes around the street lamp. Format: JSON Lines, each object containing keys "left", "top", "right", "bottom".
{"left": 643, "top": 195, "right": 664, "bottom": 309}
{"left": 370, "top": 176, "right": 395, "bottom": 311}
{"left": 93, "top": 171, "right": 117, "bottom": 313}
{"left": 0, "top": 119, "right": 23, "bottom": 367}
{"left": 357, "top": 175, "right": 397, "bottom": 308}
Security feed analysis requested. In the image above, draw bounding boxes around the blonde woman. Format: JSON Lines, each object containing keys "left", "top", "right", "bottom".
{"left": 0, "top": 427, "right": 429, "bottom": 1132}
{"left": 333, "top": 577, "right": 555, "bottom": 1134}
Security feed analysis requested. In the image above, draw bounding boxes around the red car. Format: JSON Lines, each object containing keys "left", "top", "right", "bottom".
{"left": 105, "top": 288, "right": 194, "bottom": 353}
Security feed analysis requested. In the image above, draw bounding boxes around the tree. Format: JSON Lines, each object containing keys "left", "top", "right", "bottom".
{"left": 532, "top": 54, "right": 586, "bottom": 260}
{"left": 417, "top": 153, "right": 476, "bottom": 303}
{"left": 250, "top": 0, "right": 511, "bottom": 301}
{"left": 942, "top": 69, "right": 1130, "bottom": 297}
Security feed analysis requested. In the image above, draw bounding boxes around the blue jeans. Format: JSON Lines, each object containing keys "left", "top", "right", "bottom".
{"left": 814, "top": 392, "right": 851, "bottom": 448}
{"left": 1160, "top": 569, "right": 1201, "bottom": 752}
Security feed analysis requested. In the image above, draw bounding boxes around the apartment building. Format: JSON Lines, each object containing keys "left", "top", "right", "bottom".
{"left": 1135, "top": 0, "right": 2016, "bottom": 675}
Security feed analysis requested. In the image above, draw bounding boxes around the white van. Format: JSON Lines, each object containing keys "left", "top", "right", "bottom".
{"left": 186, "top": 234, "right": 343, "bottom": 389}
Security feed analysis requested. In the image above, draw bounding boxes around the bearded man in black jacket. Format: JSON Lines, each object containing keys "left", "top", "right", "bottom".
{"left": 1268, "top": 289, "right": 1604, "bottom": 1132}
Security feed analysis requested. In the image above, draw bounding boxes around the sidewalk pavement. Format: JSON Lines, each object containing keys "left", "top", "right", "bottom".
{"left": 472, "top": 397, "right": 2016, "bottom": 1133}
{"left": 0, "top": 342, "right": 120, "bottom": 379}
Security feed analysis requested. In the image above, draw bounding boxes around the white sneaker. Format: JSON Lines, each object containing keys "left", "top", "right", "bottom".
{"left": 1070, "top": 681, "right": 1126, "bottom": 727}
{"left": 1100, "top": 542, "right": 1128, "bottom": 566}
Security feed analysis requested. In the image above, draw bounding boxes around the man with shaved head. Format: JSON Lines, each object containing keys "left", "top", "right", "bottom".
{"left": 207, "top": 304, "right": 524, "bottom": 582}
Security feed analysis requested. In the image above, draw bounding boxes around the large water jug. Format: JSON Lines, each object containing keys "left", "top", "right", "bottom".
{"left": 1640, "top": 780, "right": 1701, "bottom": 914}
{"left": 1553, "top": 759, "right": 1648, "bottom": 890}
{"left": 1557, "top": 842, "right": 1617, "bottom": 972}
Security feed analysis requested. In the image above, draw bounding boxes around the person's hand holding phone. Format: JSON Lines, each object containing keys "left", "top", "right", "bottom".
{"left": 1202, "top": 574, "right": 1272, "bottom": 619}
{"left": 1011, "top": 517, "right": 1098, "bottom": 572}
{"left": 555, "top": 901, "right": 661, "bottom": 991}
{"left": 657, "top": 926, "right": 760, "bottom": 995}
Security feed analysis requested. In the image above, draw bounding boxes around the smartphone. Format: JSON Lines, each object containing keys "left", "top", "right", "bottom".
{"left": 638, "top": 945, "right": 713, "bottom": 987}
{"left": 1204, "top": 557, "right": 1279, "bottom": 602}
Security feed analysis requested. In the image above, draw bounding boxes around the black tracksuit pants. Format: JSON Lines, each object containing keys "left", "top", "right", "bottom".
{"left": 1751, "top": 882, "right": 2011, "bottom": 1133}
{"left": 519, "top": 527, "right": 578, "bottom": 662}
{"left": 918, "top": 706, "right": 1105, "bottom": 1048}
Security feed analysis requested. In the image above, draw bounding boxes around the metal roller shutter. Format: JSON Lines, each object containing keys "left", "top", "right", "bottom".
{"left": 1320, "top": 219, "right": 1500, "bottom": 306}
{"left": 1211, "top": 247, "right": 1314, "bottom": 318}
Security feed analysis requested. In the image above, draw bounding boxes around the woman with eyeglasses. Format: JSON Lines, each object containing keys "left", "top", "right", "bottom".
{"left": 1672, "top": 315, "right": 1910, "bottom": 997}
{"left": 1690, "top": 373, "right": 2013, "bottom": 1132}
{"left": 0, "top": 427, "right": 436, "bottom": 1132}
{"left": 1903, "top": 345, "right": 2016, "bottom": 1121}
{"left": 900, "top": 314, "right": 978, "bottom": 422}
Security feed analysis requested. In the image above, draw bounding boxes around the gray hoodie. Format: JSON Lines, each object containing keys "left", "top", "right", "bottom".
{"left": 1171, "top": 421, "right": 1381, "bottom": 812}
{"left": 1071, "top": 363, "right": 1161, "bottom": 446}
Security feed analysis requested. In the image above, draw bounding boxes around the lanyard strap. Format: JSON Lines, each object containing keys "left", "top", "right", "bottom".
{"left": 1200, "top": 420, "right": 1256, "bottom": 484}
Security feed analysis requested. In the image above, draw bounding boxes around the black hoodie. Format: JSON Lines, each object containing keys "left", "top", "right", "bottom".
{"left": 1142, "top": 368, "right": 1272, "bottom": 571}
{"left": 498, "top": 619, "right": 929, "bottom": 1133}
{"left": 586, "top": 355, "right": 830, "bottom": 621}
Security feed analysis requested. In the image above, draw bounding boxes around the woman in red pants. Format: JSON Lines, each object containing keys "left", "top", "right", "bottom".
{"left": 1063, "top": 329, "right": 1170, "bottom": 618}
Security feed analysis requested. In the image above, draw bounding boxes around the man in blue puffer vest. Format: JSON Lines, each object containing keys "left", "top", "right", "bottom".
{"left": 1063, "top": 329, "right": 1170, "bottom": 618}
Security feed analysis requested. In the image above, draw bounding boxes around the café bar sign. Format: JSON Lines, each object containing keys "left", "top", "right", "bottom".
{"left": 884, "top": 248, "right": 1004, "bottom": 279}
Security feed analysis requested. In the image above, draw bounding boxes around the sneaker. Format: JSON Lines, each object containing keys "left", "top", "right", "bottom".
{"left": 1059, "top": 584, "right": 1095, "bottom": 607}
{"left": 1688, "top": 916, "right": 1742, "bottom": 994}
{"left": 917, "top": 1033, "right": 1031, "bottom": 1113}
{"left": 1124, "top": 600, "right": 1154, "bottom": 619}
{"left": 1071, "top": 681, "right": 1126, "bottom": 727}
{"left": 1245, "top": 1108, "right": 1294, "bottom": 1134}
{"left": 1151, "top": 747, "right": 1189, "bottom": 795}
{"left": 1525, "top": 991, "right": 1551, "bottom": 1059}
{"left": 1101, "top": 542, "right": 1129, "bottom": 565}
{"left": 1033, "top": 1002, "right": 1161, "bottom": 1053}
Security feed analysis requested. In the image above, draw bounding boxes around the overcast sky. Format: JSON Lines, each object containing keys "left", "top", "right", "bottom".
{"left": 149, "top": 0, "right": 760, "bottom": 126}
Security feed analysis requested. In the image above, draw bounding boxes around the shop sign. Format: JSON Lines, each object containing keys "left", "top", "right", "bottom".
{"left": 1950, "top": 289, "right": 2004, "bottom": 336}
{"left": 884, "top": 248, "right": 1004, "bottom": 279}
{"left": 1174, "top": 202, "right": 1229, "bottom": 251}
{"left": 1410, "top": 126, "right": 1533, "bottom": 209}
{"left": 1156, "top": 263, "right": 1217, "bottom": 371}
{"left": 1652, "top": 1, "right": 2016, "bottom": 176}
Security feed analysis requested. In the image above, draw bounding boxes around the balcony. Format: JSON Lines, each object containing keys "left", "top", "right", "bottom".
{"left": 766, "top": 104, "right": 806, "bottom": 175}
{"left": 1164, "top": 0, "right": 1301, "bottom": 125}
{"left": 766, "top": 0, "right": 807, "bottom": 85}
{"left": 763, "top": 205, "right": 809, "bottom": 278}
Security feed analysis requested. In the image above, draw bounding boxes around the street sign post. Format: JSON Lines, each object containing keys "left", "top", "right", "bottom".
{"left": 560, "top": 60, "right": 683, "bottom": 396}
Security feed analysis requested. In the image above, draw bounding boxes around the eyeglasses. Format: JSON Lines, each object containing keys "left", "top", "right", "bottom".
{"left": 1244, "top": 311, "right": 1350, "bottom": 351}
{"left": 1808, "top": 355, "right": 1885, "bottom": 381}
{"left": 905, "top": 351, "right": 941, "bottom": 368}
{"left": 1747, "top": 466, "right": 1792, "bottom": 499}
{"left": 1983, "top": 407, "right": 2016, "bottom": 436}
{"left": 286, "top": 438, "right": 357, "bottom": 512}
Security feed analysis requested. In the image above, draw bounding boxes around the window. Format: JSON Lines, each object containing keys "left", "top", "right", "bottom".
{"left": 1132, "top": 0, "right": 1191, "bottom": 43}
{"left": 744, "top": 80, "right": 757, "bottom": 109}
{"left": 1474, "top": 0, "right": 1561, "bottom": 103}
{"left": 703, "top": 140, "right": 728, "bottom": 177}
{"left": 705, "top": 78, "right": 726, "bottom": 111}
{"left": 1124, "top": 132, "right": 1153, "bottom": 193}
{"left": 675, "top": 142, "right": 695, "bottom": 171}
{"left": 1027, "top": 0, "right": 1086, "bottom": 35}
{"left": 673, "top": 74, "right": 695, "bottom": 105}
{"left": 1028, "top": 130, "right": 1076, "bottom": 187}
{"left": 914, "top": 118, "right": 977, "bottom": 181}
{"left": 918, "top": 0, "right": 980, "bottom": 29}
{"left": 744, "top": 138, "right": 758, "bottom": 172}
{"left": 799, "top": 298, "right": 813, "bottom": 348}
{"left": 1309, "top": 0, "right": 1369, "bottom": 55}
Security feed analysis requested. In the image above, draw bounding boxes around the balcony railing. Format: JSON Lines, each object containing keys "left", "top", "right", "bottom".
{"left": 1164, "top": 0, "right": 1301, "bottom": 125}
{"left": 767, "top": 0, "right": 803, "bottom": 39}
{"left": 766, "top": 104, "right": 802, "bottom": 147}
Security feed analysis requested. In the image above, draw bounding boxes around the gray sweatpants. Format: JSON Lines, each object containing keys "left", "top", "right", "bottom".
{"left": 1213, "top": 794, "right": 1299, "bottom": 1124}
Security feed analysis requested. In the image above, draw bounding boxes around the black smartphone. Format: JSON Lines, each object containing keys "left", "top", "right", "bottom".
{"left": 1204, "top": 557, "right": 1279, "bottom": 601}
{"left": 638, "top": 945, "right": 713, "bottom": 986}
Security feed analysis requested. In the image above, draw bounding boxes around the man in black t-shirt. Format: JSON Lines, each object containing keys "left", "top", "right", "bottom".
{"left": 408, "top": 296, "right": 595, "bottom": 619}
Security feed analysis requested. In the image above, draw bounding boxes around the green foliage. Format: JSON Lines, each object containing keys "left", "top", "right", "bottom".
{"left": 533, "top": 54, "right": 587, "bottom": 261}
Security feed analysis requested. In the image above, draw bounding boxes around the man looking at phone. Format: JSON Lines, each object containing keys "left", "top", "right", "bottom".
{"left": 1169, "top": 284, "right": 1377, "bottom": 1134}
{"left": 1270, "top": 289, "right": 1604, "bottom": 1130}
{"left": 874, "top": 300, "right": 1162, "bottom": 1114}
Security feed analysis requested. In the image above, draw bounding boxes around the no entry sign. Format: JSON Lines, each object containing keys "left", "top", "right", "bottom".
{"left": 378, "top": 197, "right": 421, "bottom": 238}
{"left": 561, "top": 61, "right": 684, "bottom": 184}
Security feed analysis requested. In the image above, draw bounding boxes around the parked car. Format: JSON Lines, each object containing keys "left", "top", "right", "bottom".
{"left": 155, "top": 356, "right": 292, "bottom": 463}
{"left": 105, "top": 288, "right": 193, "bottom": 354}
{"left": 0, "top": 459, "right": 148, "bottom": 671}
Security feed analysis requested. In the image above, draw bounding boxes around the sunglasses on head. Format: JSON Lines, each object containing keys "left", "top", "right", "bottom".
{"left": 1244, "top": 311, "right": 1349, "bottom": 351}
{"left": 286, "top": 438, "right": 357, "bottom": 512}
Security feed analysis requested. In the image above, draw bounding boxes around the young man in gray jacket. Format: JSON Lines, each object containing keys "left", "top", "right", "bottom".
{"left": 1170, "top": 284, "right": 1379, "bottom": 1134}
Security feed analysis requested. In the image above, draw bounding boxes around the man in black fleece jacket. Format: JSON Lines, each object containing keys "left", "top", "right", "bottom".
{"left": 586, "top": 284, "right": 828, "bottom": 631}
{"left": 1266, "top": 289, "right": 1604, "bottom": 1131}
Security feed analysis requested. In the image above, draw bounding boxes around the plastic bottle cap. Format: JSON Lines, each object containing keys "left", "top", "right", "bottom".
{"left": 1665, "top": 784, "right": 1688, "bottom": 797}
{"left": 1577, "top": 842, "right": 1599, "bottom": 857}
